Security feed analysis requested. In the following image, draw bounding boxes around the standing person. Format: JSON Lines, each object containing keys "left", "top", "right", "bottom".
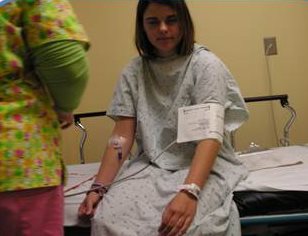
{"left": 0, "top": 0, "right": 89, "bottom": 235}
{"left": 78, "top": 0, "right": 248, "bottom": 235}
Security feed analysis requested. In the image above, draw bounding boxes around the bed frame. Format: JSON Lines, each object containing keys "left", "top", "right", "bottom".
{"left": 66, "top": 94, "right": 308, "bottom": 236}
{"left": 234, "top": 94, "right": 308, "bottom": 235}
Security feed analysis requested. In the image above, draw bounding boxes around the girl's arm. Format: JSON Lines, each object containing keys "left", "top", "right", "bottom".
{"left": 78, "top": 116, "right": 136, "bottom": 218}
{"left": 94, "top": 116, "right": 136, "bottom": 185}
{"left": 184, "top": 139, "right": 220, "bottom": 188}
{"left": 159, "top": 139, "right": 220, "bottom": 236}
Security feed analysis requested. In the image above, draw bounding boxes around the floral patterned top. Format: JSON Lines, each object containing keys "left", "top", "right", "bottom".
{"left": 0, "top": 0, "right": 89, "bottom": 192}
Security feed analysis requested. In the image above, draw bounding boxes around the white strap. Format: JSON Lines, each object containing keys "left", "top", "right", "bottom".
{"left": 177, "top": 183, "right": 201, "bottom": 200}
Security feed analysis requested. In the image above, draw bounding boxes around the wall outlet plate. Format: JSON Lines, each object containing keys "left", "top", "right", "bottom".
{"left": 264, "top": 37, "right": 278, "bottom": 56}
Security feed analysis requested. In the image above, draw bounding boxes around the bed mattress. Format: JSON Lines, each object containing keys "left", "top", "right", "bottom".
{"left": 64, "top": 145, "right": 308, "bottom": 226}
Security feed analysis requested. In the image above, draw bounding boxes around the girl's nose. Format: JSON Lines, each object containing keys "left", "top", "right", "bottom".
{"left": 159, "top": 22, "right": 168, "bottom": 33}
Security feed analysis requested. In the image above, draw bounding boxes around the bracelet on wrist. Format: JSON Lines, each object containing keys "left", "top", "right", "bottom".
{"left": 177, "top": 183, "right": 201, "bottom": 200}
{"left": 87, "top": 182, "right": 108, "bottom": 199}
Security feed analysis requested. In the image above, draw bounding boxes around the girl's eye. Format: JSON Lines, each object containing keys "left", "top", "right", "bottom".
{"left": 166, "top": 17, "right": 178, "bottom": 24}
{"left": 144, "top": 15, "right": 178, "bottom": 27}
{"left": 146, "top": 20, "right": 159, "bottom": 26}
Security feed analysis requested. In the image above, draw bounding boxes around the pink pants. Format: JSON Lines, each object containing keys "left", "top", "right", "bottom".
{"left": 0, "top": 186, "right": 64, "bottom": 236}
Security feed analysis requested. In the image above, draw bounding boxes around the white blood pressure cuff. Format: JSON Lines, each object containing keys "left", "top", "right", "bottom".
{"left": 177, "top": 103, "right": 224, "bottom": 144}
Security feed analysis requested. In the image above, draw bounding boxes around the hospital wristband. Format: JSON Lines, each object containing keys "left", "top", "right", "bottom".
{"left": 177, "top": 183, "right": 201, "bottom": 200}
{"left": 87, "top": 183, "right": 108, "bottom": 199}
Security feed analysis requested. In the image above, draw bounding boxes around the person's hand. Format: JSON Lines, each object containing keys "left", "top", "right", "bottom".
{"left": 56, "top": 110, "right": 74, "bottom": 129}
{"left": 78, "top": 192, "right": 102, "bottom": 220}
{"left": 158, "top": 191, "right": 197, "bottom": 236}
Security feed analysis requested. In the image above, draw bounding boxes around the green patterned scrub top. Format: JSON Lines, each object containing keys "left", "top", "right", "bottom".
{"left": 0, "top": 0, "right": 88, "bottom": 192}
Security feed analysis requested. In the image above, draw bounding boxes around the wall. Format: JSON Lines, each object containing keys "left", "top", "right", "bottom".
{"left": 63, "top": 0, "right": 308, "bottom": 164}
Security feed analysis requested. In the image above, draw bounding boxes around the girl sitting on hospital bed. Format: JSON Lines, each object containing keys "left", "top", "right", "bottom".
{"left": 78, "top": 0, "right": 248, "bottom": 235}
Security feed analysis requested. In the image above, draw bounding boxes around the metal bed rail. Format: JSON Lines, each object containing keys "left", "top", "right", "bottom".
{"left": 232, "top": 94, "right": 296, "bottom": 149}
{"left": 244, "top": 94, "right": 296, "bottom": 147}
{"left": 73, "top": 95, "right": 296, "bottom": 163}
{"left": 73, "top": 111, "right": 107, "bottom": 164}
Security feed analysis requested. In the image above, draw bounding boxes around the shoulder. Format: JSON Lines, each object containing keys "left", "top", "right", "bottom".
{"left": 190, "top": 44, "right": 232, "bottom": 79}
{"left": 117, "top": 56, "right": 144, "bottom": 89}
{"left": 121, "top": 56, "right": 143, "bottom": 77}
{"left": 191, "top": 44, "right": 226, "bottom": 69}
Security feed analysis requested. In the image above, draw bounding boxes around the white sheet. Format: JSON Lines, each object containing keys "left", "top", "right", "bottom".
{"left": 64, "top": 163, "right": 99, "bottom": 226}
{"left": 235, "top": 145, "right": 308, "bottom": 191}
{"left": 64, "top": 145, "right": 308, "bottom": 226}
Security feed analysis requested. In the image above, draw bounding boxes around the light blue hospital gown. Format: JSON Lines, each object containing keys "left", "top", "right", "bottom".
{"left": 91, "top": 44, "right": 249, "bottom": 236}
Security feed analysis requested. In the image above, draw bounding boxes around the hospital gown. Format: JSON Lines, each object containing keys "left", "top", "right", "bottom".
{"left": 92, "top": 44, "right": 249, "bottom": 236}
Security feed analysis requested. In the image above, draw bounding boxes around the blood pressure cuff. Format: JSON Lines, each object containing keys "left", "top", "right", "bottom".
{"left": 177, "top": 103, "right": 224, "bottom": 144}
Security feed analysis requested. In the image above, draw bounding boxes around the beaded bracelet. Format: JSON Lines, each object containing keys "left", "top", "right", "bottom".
{"left": 87, "top": 183, "right": 108, "bottom": 199}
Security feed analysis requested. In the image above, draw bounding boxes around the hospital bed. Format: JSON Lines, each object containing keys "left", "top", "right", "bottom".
{"left": 233, "top": 95, "right": 308, "bottom": 235}
{"left": 64, "top": 94, "right": 308, "bottom": 236}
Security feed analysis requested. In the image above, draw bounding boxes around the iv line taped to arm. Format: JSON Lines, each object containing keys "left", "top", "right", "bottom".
{"left": 108, "top": 135, "right": 125, "bottom": 160}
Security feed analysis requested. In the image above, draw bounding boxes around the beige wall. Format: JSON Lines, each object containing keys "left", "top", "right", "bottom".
{"left": 63, "top": 0, "right": 308, "bottom": 164}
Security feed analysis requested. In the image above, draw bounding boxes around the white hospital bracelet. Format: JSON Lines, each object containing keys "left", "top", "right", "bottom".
{"left": 177, "top": 183, "right": 201, "bottom": 200}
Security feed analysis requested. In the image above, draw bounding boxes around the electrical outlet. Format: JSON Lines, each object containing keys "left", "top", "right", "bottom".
{"left": 264, "top": 37, "right": 278, "bottom": 56}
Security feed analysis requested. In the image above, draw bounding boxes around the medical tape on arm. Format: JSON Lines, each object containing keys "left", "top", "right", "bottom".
{"left": 108, "top": 135, "right": 126, "bottom": 160}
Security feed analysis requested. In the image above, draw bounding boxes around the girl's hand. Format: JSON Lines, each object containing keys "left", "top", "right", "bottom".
{"left": 78, "top": 192, "right": 102, "bottom": 220}
{"left": 158, "top": 191, "right": 197, "bottom": 236}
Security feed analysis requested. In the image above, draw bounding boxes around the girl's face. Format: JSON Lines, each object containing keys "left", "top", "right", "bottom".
{"left": 143, "top": 3, "right": 182, "bottom": 57}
